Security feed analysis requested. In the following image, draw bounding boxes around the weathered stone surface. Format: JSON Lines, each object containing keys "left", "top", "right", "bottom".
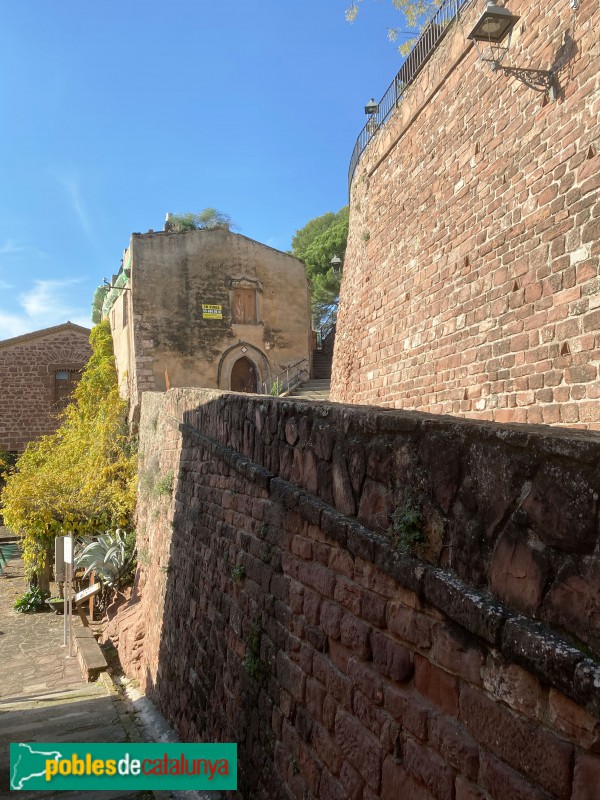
{"left": 543, "top": 559, "right": 600, "bottom": 653}
{"left": 572, "top": 753, "right": 600, "bottom": 800}
{"left": 0, "top": 323, "right": 91, "bottom": 453}
{"left": 423, "top": 569, "right": 505, "bottom": 644}
{"left": 108, "top": 389, "right": 600, "bottom": 800}
{"left": 501, "top": 615, "right": 585, "bottom": 699}
{"left": 332, "top": 447, "right": 356, "bottom": 516}
{"left": 357, "top": 480, "right": 393, "bottom": 533}
{"left": 479, "top": 751, "right": 554, "bottom": 800}
{"left": 521, "top": 463, "right": 598, "bottom": 553}
{"left": 460, "top": 686, "right": 574, "bottom": 798}
{"left": 371, "top": 631, "right": 413, "bottom": 683}
{"left": 431, "top": 624, "right": 484, "bottom": 685}
{"left": 419, "top": 433, "right": 462, "bottom": 514}
{"left": 489, "top": 531, "right": 549, "bottom": 614}
{"left": 482, "top": 653, "right": 542, "bottom": 719}
{"left": 574, "top": 659, "right": 600, "bottom": 719}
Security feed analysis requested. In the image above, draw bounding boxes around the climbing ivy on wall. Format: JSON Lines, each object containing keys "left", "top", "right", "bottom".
{"left": 1, "top": 321, "right": 137, "bottom": 582}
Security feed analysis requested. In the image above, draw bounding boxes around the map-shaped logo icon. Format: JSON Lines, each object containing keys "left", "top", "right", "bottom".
{"left": 11, "top": 742, "right": 63, "bottom": 790}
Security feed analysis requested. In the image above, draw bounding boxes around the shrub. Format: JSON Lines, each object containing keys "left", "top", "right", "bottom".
{"left": 14, "top": 587, "right": 49, "bottom": 613}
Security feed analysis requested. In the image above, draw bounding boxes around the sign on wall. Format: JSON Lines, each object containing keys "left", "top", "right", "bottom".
{"left": 202, "top": 304, "right": 223, "bottom": 320}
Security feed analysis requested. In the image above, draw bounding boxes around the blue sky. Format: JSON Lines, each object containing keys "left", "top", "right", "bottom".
{"left": 0, "top": 1, "right": 406, "bottom": 339}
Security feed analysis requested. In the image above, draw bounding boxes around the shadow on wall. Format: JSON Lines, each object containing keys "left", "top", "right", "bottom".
{"left": 126, "top": 390, "right": 600, "bottom": 800}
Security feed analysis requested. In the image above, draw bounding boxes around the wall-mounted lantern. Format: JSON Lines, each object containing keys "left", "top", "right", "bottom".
{"left": 330, "top": 255, "right": 343, "bottom": 275}
{"left": 467, "top": 3, "right": 520, "bottom": 46}
{"left": 466, "top": 2, "right": 520, "bottom": 69}
{"left": 364, "top": 98, "right": 379, "bottom": 115}
{"left": 466, "top": 1, "right": 559, "bottom": 100}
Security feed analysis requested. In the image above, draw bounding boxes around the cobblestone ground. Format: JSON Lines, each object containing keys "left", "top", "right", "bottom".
{"left": 0, "top": 531, "right": 152, "bottom": 800}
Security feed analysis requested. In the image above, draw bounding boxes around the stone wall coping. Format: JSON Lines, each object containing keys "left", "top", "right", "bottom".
{"left": 175, "top": 414, "right": 600, "bottom": 716}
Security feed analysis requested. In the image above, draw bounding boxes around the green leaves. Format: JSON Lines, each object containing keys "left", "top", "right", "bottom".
{"left": 75, "top": 529, "right": 134, "bottom": 589}
{"left": 291, "top": 206, "right": 348, "bottom": 329}
{"left": 346, "top": 0, "right": 439, "bottom": 52}
{"left": 167, "top": 208, "right": 234, "bottom": 232}
{"left": 1, "top": 321, "right": 137, "bottom": 578}
{"left": 13, "top": 587, "right": 50, "bottom": 613}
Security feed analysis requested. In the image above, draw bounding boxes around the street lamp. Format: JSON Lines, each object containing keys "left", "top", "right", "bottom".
{"left": 467, "top": 3, "right": 520, "bottom": 45}
{"left": 330, "top": 255, "right": 343, "bottom": 275}
{"left": 466, "top": 1, "right": 558, "bottom": 99}
{"left": 466, "top": 2, "right": 520, "bottom": 70}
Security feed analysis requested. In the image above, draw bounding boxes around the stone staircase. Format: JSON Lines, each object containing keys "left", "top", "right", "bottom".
{"left": 286, "top": 379, "right": 331, "bottom": 401}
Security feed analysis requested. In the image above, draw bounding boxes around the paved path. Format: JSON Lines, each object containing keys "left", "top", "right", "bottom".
{"left": 0, "top": 534, "right": 148, "bottom": 800}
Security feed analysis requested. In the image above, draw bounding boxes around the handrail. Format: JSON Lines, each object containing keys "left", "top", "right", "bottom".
{"left": 348, "top": 0, "right": 473, "bottom": 193}
{"left": 262, "top": 359, "right": 310, "bottom": 396}
{"left": 316, "top": 314, "right": 337, "bottom": 350}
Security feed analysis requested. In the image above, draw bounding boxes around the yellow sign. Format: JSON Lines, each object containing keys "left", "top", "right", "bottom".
{"left": 202, "top": 304, "right": 222, "bottom": 320}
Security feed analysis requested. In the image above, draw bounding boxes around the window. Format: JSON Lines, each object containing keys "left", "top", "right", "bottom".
{"left": 123, "top": 293, "right": 129, "bottom": 327}
{"left": 232, "top": 288, "right": 257, "bottom": 324}
{"left": 54, "top": 369, "right": 81, "bottom": 409}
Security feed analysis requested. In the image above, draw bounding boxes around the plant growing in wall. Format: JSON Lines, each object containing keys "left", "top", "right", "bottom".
{"left": 154, "top": 472, "right": 174, "bottom": 497}
{"left": 166, "top": 208, "right": 235, "bottom": 232}
{"left": 242, "top": 613, "right": 269, "bottom": 683}
{"left": 388, "top": 488, "right": 425, "bottom": 554}
{"left": 1, "top": 321, "right": 137, "bottom": 590}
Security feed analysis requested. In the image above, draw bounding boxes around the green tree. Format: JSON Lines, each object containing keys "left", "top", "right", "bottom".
{"left": 292, "top": 206, "right": 348, "bottom": 330}
{"left": 167, "top": 208, "right": 234, "bottom": 232}
{"left": 1, "top": 321, "right": 137, "bottom": 589}
{"left": 346, "top": 0, "right": 438, "bottom": 54}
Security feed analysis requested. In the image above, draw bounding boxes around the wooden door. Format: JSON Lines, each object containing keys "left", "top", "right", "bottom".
{"left": 233, "top": 288, "right": 257, "bottom": 324}
{"left": 230, "top": 357, "right": 258, "bottom": 393}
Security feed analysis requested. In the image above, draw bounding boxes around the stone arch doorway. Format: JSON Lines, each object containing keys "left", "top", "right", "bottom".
{"left": 230, "top": 356, "right": 258, "bottom": 393}
{"left": 217, "top": 342, "right": 270, "bottom": 393}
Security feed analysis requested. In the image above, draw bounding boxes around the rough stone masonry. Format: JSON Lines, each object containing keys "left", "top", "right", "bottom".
{"left": 332, "top": 0, "right": 600, "bottom": 428}
{"left": 108, "top": 388, "right": 600, "bottom": 800}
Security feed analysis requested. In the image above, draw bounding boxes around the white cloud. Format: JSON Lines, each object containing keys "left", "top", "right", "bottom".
{"left": 53, "top": 169, "right": 93, "bottom": 238}
{"left": 0, "top": 312, "right": 32, "bottom": 339}
{"left": 20, "top": 278, "right": 83, "bottom": 319}
{"left": 0, "top": 278, "right": 92, "bottom": 341}
{"left": 0, "top": 239, "right": 27, "bottom": 255}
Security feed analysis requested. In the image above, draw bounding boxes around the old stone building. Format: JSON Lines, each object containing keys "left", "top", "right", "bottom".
{"left": 0, "top": 322, "right": 91, "bottom": 453}
{"left": 102, "top": 227, "right": 312, "bottom": 417}
{"left": 333, "top": 0, "right": 600, "bottom": 428}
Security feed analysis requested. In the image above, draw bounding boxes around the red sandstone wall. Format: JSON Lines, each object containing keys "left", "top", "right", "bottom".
{"left": 0, "top": 324, "right": 91, "bottom": 452}
{"left": 109, "top": 389, "right": 600, "bottom": 799}
{"left": 332, "top": 0, "right": 600, "bottom": 428}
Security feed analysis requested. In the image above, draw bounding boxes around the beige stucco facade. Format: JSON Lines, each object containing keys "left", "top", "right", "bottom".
{"left": 105, "top": 228, "right": 311, "bottom": 416}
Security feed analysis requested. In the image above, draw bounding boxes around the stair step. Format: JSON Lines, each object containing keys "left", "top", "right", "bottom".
{"left": 287, "top": 380, "right": 331, "bottom": 401}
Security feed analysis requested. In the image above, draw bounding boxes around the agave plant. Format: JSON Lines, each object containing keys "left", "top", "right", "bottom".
{"left": 75, "top": 529, "right": 135, "bottom": 589}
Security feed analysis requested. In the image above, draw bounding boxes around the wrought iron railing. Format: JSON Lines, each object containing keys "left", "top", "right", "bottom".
{"left": 316, "top": 310, "right": 337, "bottom": 349}
{"left": 348, "top": 0, "right": 472, "bottom": 192}
{"left": 262, "top": 359, "right": 309, "bottom": 396}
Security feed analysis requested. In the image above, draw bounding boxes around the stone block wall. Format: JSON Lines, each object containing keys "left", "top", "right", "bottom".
{"left": 109, "top": 389, "right": 600, "bottom": 799}
{"left": 332, "top": 0, "right": 600, "bottom": 427}
{"left": 0, "top": 323, "right": 91, "bottom": 453}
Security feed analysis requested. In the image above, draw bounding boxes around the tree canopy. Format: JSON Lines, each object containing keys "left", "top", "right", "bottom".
{"left": 346, "top": 0, "right": 438, "bottom": 54}
{"left": 1, "top": 321, "right": 137, "bottom": 582}
{"left": 291, "top": 206, "right": 349, "bottom": 330}
{"left": 167, "top": 208, "right": 235, "bottom": 232}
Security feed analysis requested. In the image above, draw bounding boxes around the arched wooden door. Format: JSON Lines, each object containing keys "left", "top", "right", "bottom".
{"left": 230, "top": 357, "right": 258, "bottom": 393}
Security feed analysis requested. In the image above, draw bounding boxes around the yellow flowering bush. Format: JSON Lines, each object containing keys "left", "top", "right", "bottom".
{"left": 1, "top": 321, "right": 137, "bottom": 583}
